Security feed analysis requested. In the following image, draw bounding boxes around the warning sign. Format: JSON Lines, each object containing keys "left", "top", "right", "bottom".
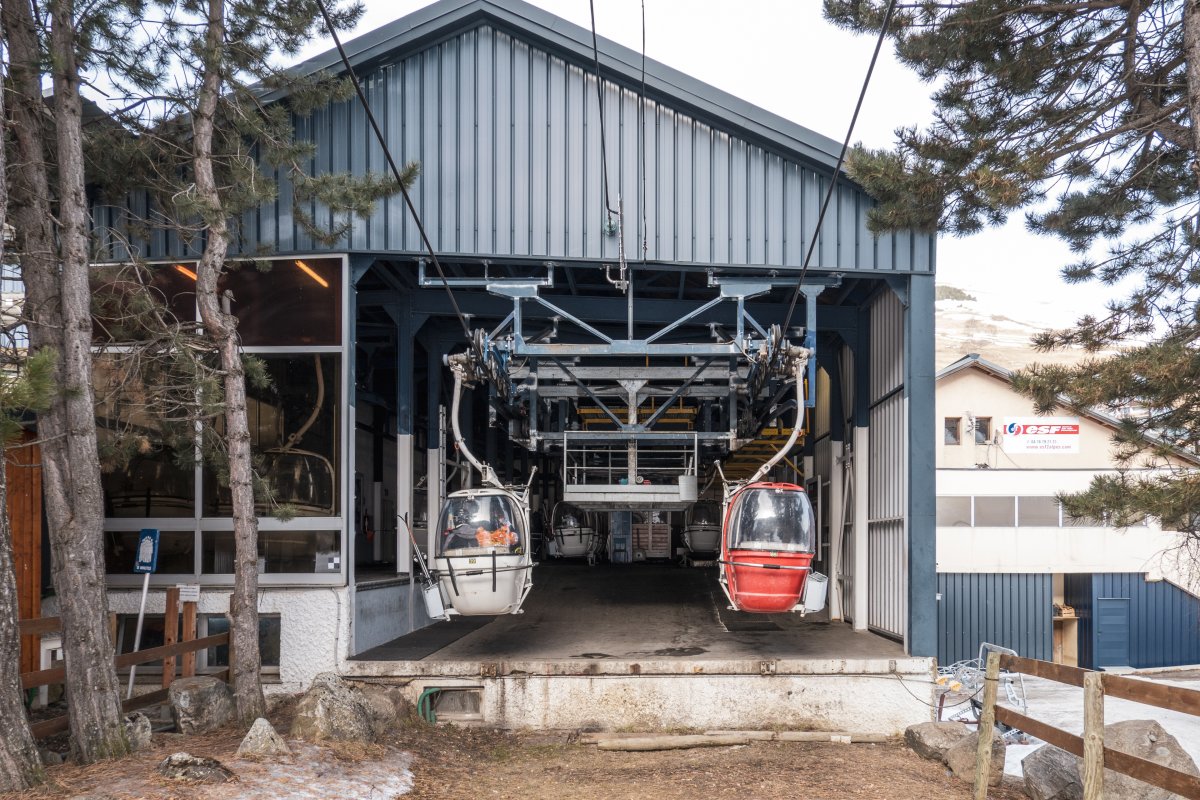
{"left": 1002, "top": 417, "right": 1081, "bottom": 454}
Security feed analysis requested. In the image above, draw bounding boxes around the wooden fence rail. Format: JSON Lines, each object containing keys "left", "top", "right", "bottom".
{"left": 973, "top": 653, "right": 1200, "bottom": 800}
{"left": 19, "top": 601, "right": 229, "bottom": 740}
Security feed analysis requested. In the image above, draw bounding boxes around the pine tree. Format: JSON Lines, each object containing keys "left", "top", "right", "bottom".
{"left": 825, "top": 1, "right": 1200, "bottom": 554}
{"left": 88, "top": 0, "right": 414, "bottom": 721}
{"left": 0, "top": 65, "right": 52, "bottom": 790}
{"left": 2, "top": 0, "right": 133, "bottom": 761}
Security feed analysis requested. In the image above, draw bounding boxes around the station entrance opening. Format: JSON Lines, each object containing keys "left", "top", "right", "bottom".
{"left": 348, "top": 259, "right": 935, "bottom": 733}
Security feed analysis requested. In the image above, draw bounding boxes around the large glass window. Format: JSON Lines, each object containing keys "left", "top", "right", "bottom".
{"left": 726, "top": 486, "right": 815, "bottom": 552}
{"left": 203, "top": 354, "right": 341, "bottom": 517}
{"left": 202, "top": 530, "right": 341, "bottom": 574}
{"left": 218, "top": 259, "right": 341, "bottom": 346}
{"left": 437, "top": 492, "right": 525, "bottom": 556}
{"left": 104, "top": 530, "right": 194, "bottom": 574}
{"left": 95, "top": 357, "right": 196, "bottom": 518}
{"left": 936, "top": 496, "right": 972, "bottom": 527}
{"left": 92, "top": 263, "right": 197, "bottom": 342}
{"left": 973, "top": 496, "right": 1016, "bottom": 526}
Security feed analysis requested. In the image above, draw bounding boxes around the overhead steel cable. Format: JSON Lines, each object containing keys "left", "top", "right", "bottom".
{"left": 780, "top": 0, "right": 899, "bottom": 337}
{"left": 587, "top": 0, "right": 617, "bottom": 220}
{"left": 314, "top": 0, "right": 472, "bottom": 340}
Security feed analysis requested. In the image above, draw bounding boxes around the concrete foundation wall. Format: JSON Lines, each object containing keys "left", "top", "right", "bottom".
{"left": 383, "top": 658, "right": 936, "bottom": 734}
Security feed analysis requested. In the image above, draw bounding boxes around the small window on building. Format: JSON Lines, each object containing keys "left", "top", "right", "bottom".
{"left": 974, "top": 417, "right": 992, "bottom": 445}
{"left": 973, "top": 496, "right": 1016, "bottom": 526}
{"left": 944, "top": 417, "right": 962, "bottom": 445}
{"left": 203, "top": 615, "right": 281, "bottom": 670}
{"left": 1018, "top": 496, "right": 1061, "bottom": 527}
{"left": 936, "top": 496, "right": 972, "bottom": 527}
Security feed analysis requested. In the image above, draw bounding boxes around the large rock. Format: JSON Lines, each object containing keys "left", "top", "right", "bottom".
{"left": 168, "top": 676, "right": 235, "bottom": 735}
{"left": 944, "top": 729, "right": 1006, "bottom": 787}
{"left": 1102, "top": 719, "right": 1198, "bottom": 800}
{"left": 125, "top": 711, "right": 153, "bottom": 751}
{"left": 905, "top": 721, "right": 971, "bottom": 761}
{"left": 1023, "top": 744, "right": 1082, "bottom": 800}
{"left": 157, "top": 752, "right": 235, "bottom": 783}
{"left": 1022, "top": 719, "right": 1198, "bottom": 800}
{"left": 237, "top": 717, "right": 291, "bottom": 758}
{"left": 290, "top": 673, "right": 375, "bottom": 743}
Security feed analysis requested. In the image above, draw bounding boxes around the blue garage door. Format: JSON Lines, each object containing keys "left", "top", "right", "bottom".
{"left": 1095, "top": 597, "right": 1131, "bottom": 668}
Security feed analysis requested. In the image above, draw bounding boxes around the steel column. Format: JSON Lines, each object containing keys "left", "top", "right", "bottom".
{"left": 905, "top": 273, "right": 937, "bottom": 657}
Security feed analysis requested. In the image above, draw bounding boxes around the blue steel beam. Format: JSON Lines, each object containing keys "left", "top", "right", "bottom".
{"left": 905, "top": 273, "right": 937, "bottom": 658}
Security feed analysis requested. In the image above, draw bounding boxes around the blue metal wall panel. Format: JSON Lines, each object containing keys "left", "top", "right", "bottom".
{"left": 936, "top": 573, "right": 1053, "bottom": 665}
{"left": 95, "top": 23, "right": 934, "bottom": 270}
{"left": 1091, "top": 573, "right": 1200, "bottom": 670}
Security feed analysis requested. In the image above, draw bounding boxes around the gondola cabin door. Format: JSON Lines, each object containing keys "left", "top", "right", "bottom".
{"left": 435, "top": 488, "right": 533, "bottom": 616}
{"left": 719, "top": 483, "right": 816, "bottom": 613}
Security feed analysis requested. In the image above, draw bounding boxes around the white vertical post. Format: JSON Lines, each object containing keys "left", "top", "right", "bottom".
{"left": 126, "top": 571, "right": 150, "bottom": 698}
{"left": 853, "top": 425, "right": 869, "bottom": 631}
{"left": 395, "top": 433, "right": 414, "bottom": 573}
{"left": 827, "top": 441, "right": 845, "bottom": 621}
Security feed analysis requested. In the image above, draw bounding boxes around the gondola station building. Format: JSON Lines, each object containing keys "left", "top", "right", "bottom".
{"left": 43, "top": 0, "right": 941, "bottom": 731}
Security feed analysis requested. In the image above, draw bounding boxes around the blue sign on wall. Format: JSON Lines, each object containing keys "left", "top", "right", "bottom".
{"left": 133, "top": 528, "right": 159, "bottom": 574}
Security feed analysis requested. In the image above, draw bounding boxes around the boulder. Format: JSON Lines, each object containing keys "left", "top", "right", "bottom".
{"left": 168, "top": 676, "right": 235, "bottom": 735}
{"left": 904, "top": 721, "right": 971, "bottom": 761}
{"left": 1101, "top": 719, "right": 1198, "bottom": 800}
{"left": 37, "top": 747, "right": 63, "bottom": 767}
{"left": 944, "top": 729, "right": 1006, "bottom": 788}
{"left": 125, "top": 711, "right": 153, "bottom": 751}
{"left": 290, "top": 673, "right": 375, "bottom": 743}
{"left": 236, "top": 717, "right": 291, "bottom": 758}
{"left": 157, "top": 752, "right": 235, "bottom": 783}
{"left": 1022, "top": 744, "right": 1082, "bottom": 800}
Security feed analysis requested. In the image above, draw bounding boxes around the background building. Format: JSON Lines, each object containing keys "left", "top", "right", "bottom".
{"left": 936, "top": 354, "right": 1200, "bottom": 669}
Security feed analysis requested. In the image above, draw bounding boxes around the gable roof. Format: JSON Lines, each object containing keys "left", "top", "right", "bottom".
{"left": 937, "top": 353, "right": 1200, "bottom": 467}
{"left": 284, "top": 0, "right": 846, "bottom": 175}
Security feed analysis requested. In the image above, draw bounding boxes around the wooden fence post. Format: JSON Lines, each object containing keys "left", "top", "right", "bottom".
{"left": 181, "top": 601, "right": 198, "bottom": 678}
{"left": 973, "top": 651, "right": 1001, "bottom": 800}
{"left": 161, "top": 587, "right": 180, "bottom": 689}
{"left": 1083, "top": 671, "right": 1105, "bottom": 800}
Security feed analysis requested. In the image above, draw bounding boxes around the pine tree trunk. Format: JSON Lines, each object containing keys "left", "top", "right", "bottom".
{"left": 0, "top": 60, "right": 47, "bottom": 793}
{"left": 1185, "top": 0, "right": 1200, "bottom": 184}
{"left": 192, "top": 0, "right": 265, "bottom": 723}
{"left": 3, "top": 0, "right": 129, "bottom": 763}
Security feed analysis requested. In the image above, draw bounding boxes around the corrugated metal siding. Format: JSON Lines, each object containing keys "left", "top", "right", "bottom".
{"left": 937, "top": 573, "right": 1053, "bottom": 665}
{"left": 868, "top": 290, "right": 906, "bottom": 638}
{"left": 1091, "top": 573, "right": 1200, "bottom": 669}
{"left": 94, "top": 23, "right": 932, "bottom": 271}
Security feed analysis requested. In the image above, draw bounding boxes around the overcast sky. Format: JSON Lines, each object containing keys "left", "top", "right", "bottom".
{"left": 294, "top": 0, "right": 1125, "bottom": 329}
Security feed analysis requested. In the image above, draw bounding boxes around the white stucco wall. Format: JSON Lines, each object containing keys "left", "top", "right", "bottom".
{"left": 99, "top": 586, "right": 353, "bottom": 693}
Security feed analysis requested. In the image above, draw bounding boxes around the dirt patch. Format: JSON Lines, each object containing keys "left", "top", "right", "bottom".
{"left": 405, "top": 728, "right": 1029, "bottom": 800}
{"left": 6, "top": 705, "right": 1027, "bottom": 799}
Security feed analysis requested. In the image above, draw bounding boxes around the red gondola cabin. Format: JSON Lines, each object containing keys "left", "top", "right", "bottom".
{"left": 719, "top": 482, "right": 816, "bottom": 613}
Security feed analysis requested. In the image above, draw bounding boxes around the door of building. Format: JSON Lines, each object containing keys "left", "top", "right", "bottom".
{"left": 1095, "top": 597, "right": 1131, "bottom": 668}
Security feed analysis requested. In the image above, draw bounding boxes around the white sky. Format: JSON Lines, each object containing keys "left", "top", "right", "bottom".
{"left": 293, "top": 0, "right": 1125, "bottom": 329}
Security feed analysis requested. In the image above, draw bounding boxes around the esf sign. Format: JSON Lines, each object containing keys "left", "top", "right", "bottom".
{"left": 1002, "top": 417, "right": 1081, "bottom": 454}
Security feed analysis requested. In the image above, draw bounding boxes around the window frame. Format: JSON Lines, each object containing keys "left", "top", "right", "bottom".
{"left": 97, "top": 254, "right": 351, "bottom": 589}
{"left": 974, "top": 416, "right": 993, "bottom": 445}
{"left": 944, "top": 416, "right": 962, "bottom": 446}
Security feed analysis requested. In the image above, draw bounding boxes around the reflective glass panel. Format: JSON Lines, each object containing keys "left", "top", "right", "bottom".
{"left": 726, "top": 486, "right": 815, "bottom": 552}
{"left": 203, "top": 354, "right": 340, "bottom": 517}
{"left": 436, "top": 492, "right": 525, "bottom": 556}
{"left": 92, "top": 264, "right": 197, "bottom": 341}
{"left": 104, "top": 530, "right": 194, "bottom": 574}
{"left": 202, "top": 530, "right": 341, "bottom": 574}
{"left": 689, "top": 503, "right": 720, "bottom": 527}
{"left": 204, "top": 616, "right": 281, "bottom": 667}
{"left": 974, "top": 496, "right": 1016, "bottom": 526}
{"left": 944, "top": 417, "right": 961, "bottom": 445}
{"left": 1018, "top": 496, "right": 1061, "bottom": 527}
{"left": 936, "top": 497, "right": 973, "bottom": 527}
{"left": 95, "top": 357, "right": 196, "bottom": 518}
{"left": 217, "top": 258, "right": 341, "bottom": 346}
